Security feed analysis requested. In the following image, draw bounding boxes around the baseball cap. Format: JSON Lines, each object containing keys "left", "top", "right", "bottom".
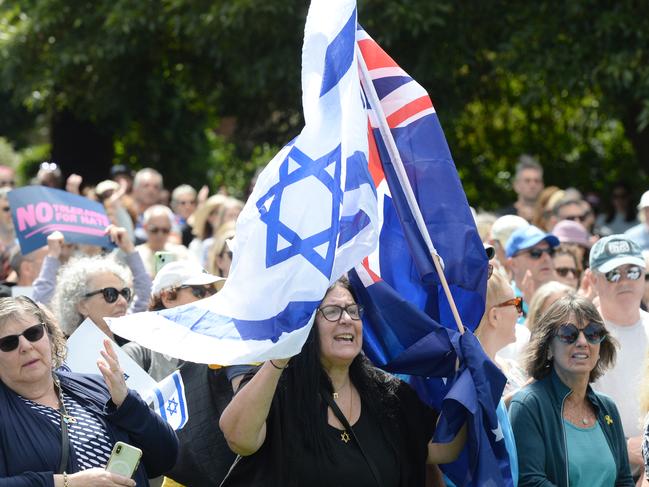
{"left": 152, "top": 260, "right": 225, "bottom": 294}
{"left": 551, "top": 220, "right": 591, "bottom": 248}
{"left": 505, "top": 225, "right": 560, "bottom": 258}
{"left": 638, "top": 190, "right": 649, "bottom": 210}
{"left": 589, "top": 235, "right": 645, "bottom": 273}
{"left": 490, "top": 215, "right": 529, "bottom": 246}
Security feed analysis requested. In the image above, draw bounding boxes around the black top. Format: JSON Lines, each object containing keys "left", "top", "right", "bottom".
{"left": 221, "top": 378, "right": 436, "bottom": 487}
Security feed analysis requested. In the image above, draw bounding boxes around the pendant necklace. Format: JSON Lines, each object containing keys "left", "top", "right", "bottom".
{"left": 333, "top": 382, "right": 352, "bottom": 443}
{"left": 55, "top": 379, "right": 77, "bottom": 424}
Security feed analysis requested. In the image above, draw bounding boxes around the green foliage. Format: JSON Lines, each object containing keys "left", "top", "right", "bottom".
{"left": 0, "top": 0, "right": 647, "bottom": 203}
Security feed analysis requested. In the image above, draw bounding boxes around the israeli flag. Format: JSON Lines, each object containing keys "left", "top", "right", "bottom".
{"left": 107, "top": 0, "right": 378, "bottom": 365}
{"left": 146, "top": 370, "right": 189, "bottom": 431}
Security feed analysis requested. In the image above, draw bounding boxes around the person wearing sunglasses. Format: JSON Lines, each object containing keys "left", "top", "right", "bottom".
{"left": 588, "top": 235, "right": 649, "bottom": 478}
{"left": 50, "top": 229, "right": 152, "bottom": 346}
{"left": 123, "top": 260, "right": 225, "bottom": 381}
{"left": 474, "top": 268, "right": 524, "bottom": 483}
{"left": 505, "top": 225, "right": 560, "bottom": 323}
{"left": 552, "top": 246, "right": 581, "bottom": 290}
{"left": 219, "top": 276, "right": 463, "bottom": 487}
{"left": 136, "top": 205, "right": 190, "bottom": 278}
{"left": 509, "top": 294, "right": 632, "bottom": 486}
{"left": 0, "top": 296, "right": 178, "bottom": 486}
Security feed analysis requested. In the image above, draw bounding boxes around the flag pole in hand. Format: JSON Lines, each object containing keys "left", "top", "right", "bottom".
{"left": 355, "top": 44, "right": 465, "bottom": 335}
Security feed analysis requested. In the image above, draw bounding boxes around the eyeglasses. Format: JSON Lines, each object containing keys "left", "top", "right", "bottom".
{"left": 148, "top": 226, "right": 171, "bottom": 235}
{"left": 83, "top": 287, "right": 133, "bottom": 303}
{"left": 556, "top": 267, "right": 580, "bottom": 279}
{"left": 1, "top": 207, "right": 10, "bottom": 213}
{"left": 494, "top": 297, "right": 523, "bottom": 314}
{"left": 645, "top": 274, "right": 649, "bottom": 282}
{"left": 555, "top": 322, "right": 606, "bottom": 345}
{"left": 604, "top": 265, "right": 643, "bottom": 283}
{"left": 487, "top": 264, "right": 494, "bottom": 279}
{"left": 178, "top": 285, "right": 216, "bottom": 299}
{"left": 0, "top": 181, "right": 15, "bottom": 188}
{"left": 522, "top": 247, "right": 555, "bottom": 259}
{"left": 318, "top": 304, "right": 364, "bottom": 322}
{"left": 39, "top": 162, "right": 58, "bottom": 171}
{"left": 0, "top": 323, "right": 46, "bottom": 352}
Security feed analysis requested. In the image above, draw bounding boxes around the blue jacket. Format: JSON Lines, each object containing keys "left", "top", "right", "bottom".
{"left": 0, "top": 370, "right": 178, "bottom": 486}
{"left": 509, "top": 369, "right": 633, "bottom": 487}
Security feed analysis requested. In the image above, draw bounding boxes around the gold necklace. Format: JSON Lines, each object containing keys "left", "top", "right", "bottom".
{"left": 333, "top": 382, "right": 352, "bottom": 443}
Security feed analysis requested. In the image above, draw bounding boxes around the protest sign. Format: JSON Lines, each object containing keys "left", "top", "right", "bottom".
{"left": 8, "top": 186, "right": 112, "bottom": 254}
{"left": 65, "top": 318, "right": 157, "bottom": 398}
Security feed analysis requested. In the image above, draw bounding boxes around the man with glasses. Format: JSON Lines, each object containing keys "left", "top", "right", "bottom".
{"left": 505, "top": 225, "right": 559, "bottom": 322}
{"left": 590, "top": 235, "right": 649, "bottom": 476}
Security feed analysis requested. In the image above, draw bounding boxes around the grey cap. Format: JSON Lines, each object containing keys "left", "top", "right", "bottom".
{"left": 589, "top": 235, "right": 645, "bottom": 273}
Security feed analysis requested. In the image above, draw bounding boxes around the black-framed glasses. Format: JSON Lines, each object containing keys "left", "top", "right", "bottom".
{"left": 178, "top": 285, "right": 216, "bottom": 299}
{"left": 604, "top": 265, "right": 643, "bottom": 283}
{"left": 523, "top": 247, "right": 555, "bottom": 259}
{"left": 318, "top": 304, "right": 364, "bottom": 322}
{"left": 0, "top": 323, "right": 46, "bottom": 352}
{"left": 556, "top": 322, "right": 606, "bottom": 345}
{"left": 556, "top": 267, "right": 580, "bottom": 279}
{"left": 84, "top": 287, "right": 132, "bottom": 303}
{"left": 494, "top": 297, "right": 523, "bottom": 314}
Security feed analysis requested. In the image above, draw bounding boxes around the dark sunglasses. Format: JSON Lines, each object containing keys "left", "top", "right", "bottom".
{"left": 0, "top": 323, "right": 46, "bottom": 352}
{"left": 556, "top": 322, "right": 606, "bottom": 345}
{"left": 318, "top": 304, "right": 364, "bottom": 322}
{"left": 523, "top": 247, "right": 555, "bottom": 259}
{"left": 487, "top": 264, "right": 494, "bottom": 280}
{"left": 494, "top": 297, "right": 523, "bottom": 314}
{"left": 556, "top": 267, "right": 580, "bottom": 279}
{"left": 84, "top": 287, "right": 132, "bottom": 303}
{"left": 149, "top": 226, "right": 171, "bottom": 235}
{"left": 1, "top": 207, "right": 10, "bottom": 213}
{"left": 604, "top": 265, "right": 642, "bottom": 283}
{"left": 178, "top": 285, "right": 216, "bottom": 299}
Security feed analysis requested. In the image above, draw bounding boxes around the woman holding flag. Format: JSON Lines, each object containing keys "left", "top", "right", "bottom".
{"left": 219, "top": 277, "right": 464, "bottom": 487}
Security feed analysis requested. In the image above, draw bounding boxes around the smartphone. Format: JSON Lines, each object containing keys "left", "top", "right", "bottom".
{"left": 154, "top": 251, "right": 176, "bottom": 274}
{"left": 105, "top": 441, "right": 142, "bottom": 478}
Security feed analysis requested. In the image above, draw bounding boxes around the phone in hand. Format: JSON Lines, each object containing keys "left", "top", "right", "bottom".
{"left": 154, "top": 251, "right": 176, "bottom": 274}
{"left": 105, "top": 441, "right": 142, "bottom": 478}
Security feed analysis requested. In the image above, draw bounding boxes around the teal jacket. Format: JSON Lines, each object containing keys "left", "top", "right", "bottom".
{"left": 509, "top": 369, "right": 633, "bottom": 487}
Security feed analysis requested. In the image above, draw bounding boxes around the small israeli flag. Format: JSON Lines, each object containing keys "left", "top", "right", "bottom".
{"left": 150, "top": 370, "right": 188, "bottom": 430}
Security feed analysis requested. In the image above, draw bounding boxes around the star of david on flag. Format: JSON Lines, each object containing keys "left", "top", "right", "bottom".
{"left": 150, "top": 370, "right": 189, "bottom": 431}
{"left": 107, "top": 0, "right": 378, "bottom": 365}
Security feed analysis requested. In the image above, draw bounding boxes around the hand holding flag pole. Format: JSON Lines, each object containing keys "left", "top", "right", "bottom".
{"left": 355, "top": 45, "right": 466, "bottom": 335}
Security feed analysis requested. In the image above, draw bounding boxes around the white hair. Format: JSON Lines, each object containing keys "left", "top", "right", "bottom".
{"left": 143, "top": 204, "right": 175, "bottom": 226}
{"left": 51, "top": 255, "right": 132, "bottom": 335}
{"left": 133, "top": 167, "right": 163, "bottom": 189}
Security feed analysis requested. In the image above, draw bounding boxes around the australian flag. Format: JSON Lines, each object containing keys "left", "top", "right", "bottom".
{"left": 108, "top": 0, "right": 378, "bottom": 365}
{"left": 350, "top": 27, "right": 512, "bottom": 486}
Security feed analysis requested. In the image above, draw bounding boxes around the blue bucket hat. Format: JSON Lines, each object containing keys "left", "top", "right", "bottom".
{"left": 505, "top": 225, "right": 560, "bottom": 258}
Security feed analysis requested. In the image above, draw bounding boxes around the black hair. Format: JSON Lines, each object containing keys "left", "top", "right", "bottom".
{"left": 276, "top": 277, "right": 400, "bottom": 463}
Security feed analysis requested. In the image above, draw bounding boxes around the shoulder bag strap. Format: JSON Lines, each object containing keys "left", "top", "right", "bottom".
{"left": 322, "top": 392, "right": 385, "bottom": 487}
{"left": 55, "top": 380, "right": 70, "bottom": 474}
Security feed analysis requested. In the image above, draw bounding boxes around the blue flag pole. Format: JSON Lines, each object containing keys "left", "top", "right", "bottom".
{"left": 355, "top": 44, "right": 466, "bottom": 335}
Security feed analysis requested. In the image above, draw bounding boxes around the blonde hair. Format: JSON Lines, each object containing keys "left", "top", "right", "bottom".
{"left": 207, "top": 221, "right": 236, "bottom": 276}
{"left": 475, "top": 268, "right": 511, "bottom": 340}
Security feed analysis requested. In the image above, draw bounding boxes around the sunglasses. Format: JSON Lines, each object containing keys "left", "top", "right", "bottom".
{"left": 318, "top": 304, "right": 364, "bottom": 322}
{"left": 1, "top": 207, "right": 10, "bottom": 213}
{"left": 0, "top": 323, "right": 46, "bottom": 352}
{"left": 178, "top": 285, "right": 217, "bottom": 299}
{"left": 494, "top": 296, "right": 523, "bottom": 314}
{"left": 604, "top": 265, "right": 642, "bottom": 283}
{"left": 84, "top": 287, "right": 133, "bottom": 303}
{"left": 149, "top": 226, "right": 171, "bottom": 235}
{"left": 555, "top": 322, "right": 606, "bottom": 345}
{"left": 556, "top": 267, "right": 580, "bottom": 279}
{"left": 522, "top": 247, "right": 555, "bottom": 259}
{"left": 487, "top": 264, "right": 494, "bottom": 279}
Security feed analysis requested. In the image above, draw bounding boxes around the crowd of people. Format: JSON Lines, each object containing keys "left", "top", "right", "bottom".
{"left": 2, "top": 156, "right": 649, "bottom": 486}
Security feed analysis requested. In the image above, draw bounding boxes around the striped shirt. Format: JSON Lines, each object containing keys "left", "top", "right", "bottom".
{"left": 21, "top": 391, "right": 113, "bottom": 470}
